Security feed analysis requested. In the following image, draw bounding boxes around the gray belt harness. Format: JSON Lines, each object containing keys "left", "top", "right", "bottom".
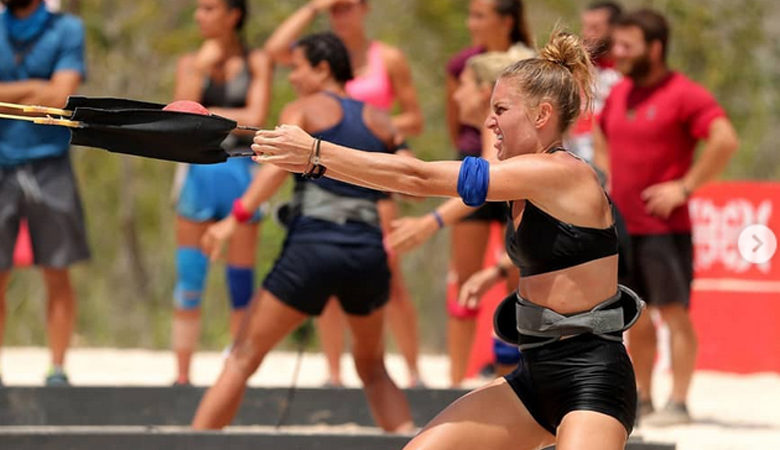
{"left": 291, "top": 182, "right": 380, "bottom": 227}
{"left": 495, "top": 285, "right": 645, "bottom": 350}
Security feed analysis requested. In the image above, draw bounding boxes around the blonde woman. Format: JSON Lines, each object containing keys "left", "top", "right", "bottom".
{"left": 254, "top": 32, "right": 641, "bottom": 449}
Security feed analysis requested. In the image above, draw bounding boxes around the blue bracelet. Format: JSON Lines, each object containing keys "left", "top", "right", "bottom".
{"left": 457, "top": 156, "right": 490, "bottom": 207}
{"left": 431, "top": 210, "right": 445, "bottom": 229}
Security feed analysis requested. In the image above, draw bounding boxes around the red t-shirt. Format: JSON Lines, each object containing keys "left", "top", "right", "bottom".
{"left": 600, "top": 72, "right": 726, "bottom": 234}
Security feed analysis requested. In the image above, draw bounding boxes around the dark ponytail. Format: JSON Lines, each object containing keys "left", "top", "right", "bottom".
{"left": 492, "top": 0, "right": 534, "bottom": 48}
{"left": 294, "top": 32, "right": 354, "bottom": 84}
{"left": 223, "top": 0, "right": 247, "bottom": 31}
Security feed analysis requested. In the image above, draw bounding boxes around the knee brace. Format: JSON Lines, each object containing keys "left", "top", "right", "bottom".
{"left": 174, "top": 247, "right": 208, "bottom": 310}
{"left": 226, "top": 265, "right": 253, "bottom": 310}
{"left": 493, "top": 337, "right": 521, "bottom": 366}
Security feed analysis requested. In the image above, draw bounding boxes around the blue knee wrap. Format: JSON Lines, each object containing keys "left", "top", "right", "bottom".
{"left": 226, "top": 265, "right": 253, "bottom": 309}
{"left": 174, "top": 247, "right": 209, "bottom": 310}
{"left": 493, "top": 337, "right": 522, "bottom": 365}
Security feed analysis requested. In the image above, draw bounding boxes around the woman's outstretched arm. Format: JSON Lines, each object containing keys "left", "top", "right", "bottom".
{"left": 254, "top": 125, "right": 459, "bottom": 198}
{"left": 252, "top": 125, "right": 569, "bottom": 203}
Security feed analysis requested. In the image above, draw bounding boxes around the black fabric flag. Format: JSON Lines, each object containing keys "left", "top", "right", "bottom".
{"left": 64, "top": 97, "right": 252, "bottom": 164}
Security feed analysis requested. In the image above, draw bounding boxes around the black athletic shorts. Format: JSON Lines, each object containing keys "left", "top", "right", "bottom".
{"left": 620, "top": 233, "right": 693, "bottom": 308}
{"left": 263, "top": 239, "right": 390, "bottom": 316}
{"left": 0, "top": 154, "right": 90, "bottom": 270}
{"left": 505, "top": 333, "right": 637, "bottom": 435}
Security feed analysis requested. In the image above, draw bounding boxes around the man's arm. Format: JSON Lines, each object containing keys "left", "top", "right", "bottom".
{"left": 0, "top": 79, "right": 47, "bottom": 103}
{"left": 591, "top": 123, "right": 610, "bottom": 183}
{"left": 680, "top": 117, "right": 739, "bottom": 193}
{"left": 1, "top": 16, "right": 85, "bottom": 108}
{"left": 642, "top": 117, "right": 739, "bottom": 219}
{"left": 17, "top": 71, "right": 82, "bottom": 107}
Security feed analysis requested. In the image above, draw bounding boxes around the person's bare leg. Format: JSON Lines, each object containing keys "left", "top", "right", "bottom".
{"left": 225, "top": 221, "right": 259, "bottom": 340}
{"left": 317, "top": 297, "right": 346, "bottom": 386}
{"left": 173, "top": 217, "right": 210, "bottom": 383}
{"left": 228, "top": 310, "right": 245, "bottom": 339}
{"left": 42, "top": 268, "right": 76, "bottom": 369}
{"left": 627, "top": 308, "right": 656, "bottom": 404}
{"left": 0, "top": 271, "right": 9, "bottom": 365}
{"left": 405, "top": 378, "right": 554, "bottom": 450}
{"left": 192, "top": 290, "right": 307, "bottom": 429}
{"left": 378, "top": 199, "right": 421, "bottom": 386}
{"left": 449, "top": 221, "right": 490, "bottom": 385}
{"left": 346, "top": 307, "right": 413, "bottom": 432}
{"left": 446, "top": 316, "right": 476, "bottom": 385}
{"left": 494, "top": 262, "right": 521, "bottom": 378}
{"left": 172, "top": 308, "right": 200, "bottom": 384}
{"left": 556, "top": 410, "right": 627, "bottom": 450}
{"left": 658, "top": 303, "right": 698, "bottom": 404}
{"left": 385, "top": 258, "right": 421, "bottom": 385}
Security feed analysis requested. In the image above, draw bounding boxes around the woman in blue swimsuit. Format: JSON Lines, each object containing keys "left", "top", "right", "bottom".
{"left": 170, "top": 0, "right": 272, "bottom": 385}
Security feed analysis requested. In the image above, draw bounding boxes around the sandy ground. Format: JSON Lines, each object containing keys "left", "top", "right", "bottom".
{"left": 3, "top": 347, "right": 780, "bottom": 449}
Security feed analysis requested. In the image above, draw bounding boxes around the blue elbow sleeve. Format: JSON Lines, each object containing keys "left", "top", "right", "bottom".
{"left": 457, "top": 156, "right": 490, "bottom": 207}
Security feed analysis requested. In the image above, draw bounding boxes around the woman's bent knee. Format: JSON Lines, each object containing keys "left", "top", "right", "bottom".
{"left": 226, "top": 344, "right": 265, "bottom": 378}
{"left": 354, "top": 356, "right": 386, "bottom": 384}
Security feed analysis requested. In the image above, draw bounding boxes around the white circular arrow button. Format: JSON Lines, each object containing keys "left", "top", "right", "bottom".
{"left": 738, "top": 224, "right": 777, "bottom": 264}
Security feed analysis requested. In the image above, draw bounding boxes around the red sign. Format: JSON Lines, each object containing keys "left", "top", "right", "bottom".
{"left": 689, "top": 182, "right": 780, "bottom": 373}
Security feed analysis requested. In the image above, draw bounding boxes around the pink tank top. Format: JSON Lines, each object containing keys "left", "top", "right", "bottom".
{"left": 346, "top": 42, "right": 394, "bottom": 110}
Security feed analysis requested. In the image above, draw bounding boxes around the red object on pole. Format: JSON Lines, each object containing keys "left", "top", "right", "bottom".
{"left": 13, "top": 219, "right": 33, "bottom": 267}
{"left": 163, "top": 100, "right": 211, "bottom": 115}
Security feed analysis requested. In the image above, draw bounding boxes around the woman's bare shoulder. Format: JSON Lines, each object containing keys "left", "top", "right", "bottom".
{"left": 362, "top": 104, "right": 397, "bottom": 147}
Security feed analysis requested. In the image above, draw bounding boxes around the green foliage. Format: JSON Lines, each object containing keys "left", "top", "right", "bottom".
{"left": 5, "top": 0, "right": 779, "bottom": 352}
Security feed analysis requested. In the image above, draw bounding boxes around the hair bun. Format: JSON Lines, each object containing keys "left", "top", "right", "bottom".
{"left": 539, "top": 31, "right": 581, "bottom": 73}
{"left": 495, "top": 28, "right": 595, "bottom": 133}
{"left": 538, "top": 30, "right": 594, "bottom": 111}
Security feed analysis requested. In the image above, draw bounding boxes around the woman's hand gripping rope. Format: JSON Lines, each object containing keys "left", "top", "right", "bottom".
{"left": 252, "top": 125, "right": 314, "bottom": 174}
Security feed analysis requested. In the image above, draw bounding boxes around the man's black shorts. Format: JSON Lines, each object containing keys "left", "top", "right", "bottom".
{"left": 620, "top": 233, "right": 693, "bottom": 308}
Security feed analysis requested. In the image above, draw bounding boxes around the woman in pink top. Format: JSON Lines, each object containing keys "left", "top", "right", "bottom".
{"left": 264, "top": 0, "right": 425, "bottom": 387}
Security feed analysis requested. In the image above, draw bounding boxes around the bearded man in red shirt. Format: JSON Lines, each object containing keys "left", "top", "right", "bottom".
{"left": 595, "top": 8, "right": 739, "bottom": 426}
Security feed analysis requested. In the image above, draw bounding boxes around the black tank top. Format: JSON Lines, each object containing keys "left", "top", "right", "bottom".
{"left": 505, "top": 149, "right": 618, "bottom": 276}
{"left": 201, "top": 52, "right": 252, "bottom": 151}
{"left": 201, "top": 54, "right": 251, "bottom": 108}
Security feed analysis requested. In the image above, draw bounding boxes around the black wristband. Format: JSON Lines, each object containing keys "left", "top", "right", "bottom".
{"left": 303, "top": 138, "right": 326, "bottom": 179}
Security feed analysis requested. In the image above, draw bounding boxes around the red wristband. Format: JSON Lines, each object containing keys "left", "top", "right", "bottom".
{"left": 232, "top": 199, "right": 252, "bottom": 223}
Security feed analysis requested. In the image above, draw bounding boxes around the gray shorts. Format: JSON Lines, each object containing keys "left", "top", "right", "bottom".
{"left": 0, "top": 154, "right": 90, "bottom": 270}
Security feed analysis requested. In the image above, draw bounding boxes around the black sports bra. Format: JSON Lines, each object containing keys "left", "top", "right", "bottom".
{"left": 505, "top": 148, "right": 618, "bottom": 276}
